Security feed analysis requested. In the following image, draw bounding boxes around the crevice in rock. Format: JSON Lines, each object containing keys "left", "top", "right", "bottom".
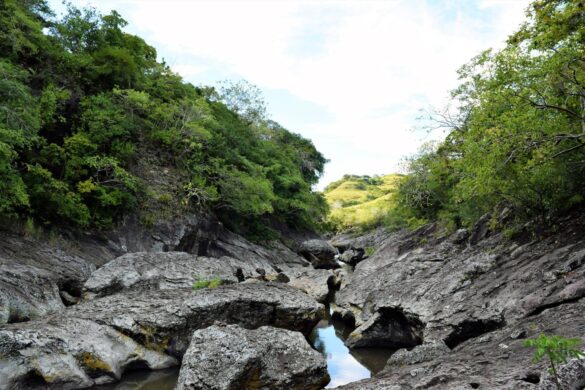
{"left": 520, "top": 373, "right": 540, "bottom": 384}
{"left": 346, "top": 307, "right": 425, "bottom": 349}
{"left": 6, "top": 312, "right": 30, "bottom": 324}
{"left": 527, "top": 296, "right": 583, "bottom": 317}
{"left": 17, "top": 371, "right": 48, "bottom": 387}
{"left": 175, "top": 229, "right": 200, "bottom": 254}
{"left": 444, "top": 317, "right": 505, "bottom": 350}
{"left": 123, "top": 360, "right": 151, "bottom": 372}
{"left": 59, "top": 280, "right": 82, "bottom": 306}
{"left": 470, "top": 383, "right": 480, "bottom": 388}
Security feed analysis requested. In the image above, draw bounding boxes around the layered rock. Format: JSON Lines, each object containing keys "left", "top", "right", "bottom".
{"left": 331, "top": 216, "right": 585, "bottom": 388}
{"left": 334, "top": 300, "right": 585, "bottom": 389}
{"left": 0, "top": 283, "right": 325, "bottom": 388}
{"left": 0, "top": 231, "right": 108, "bottom": 324}
{"left": 176, "top": 324, "right": 330, "bottom": 390}
{"left": 0, "top": 318, "right": 177, "bottom": 389}
{"left": 83, "top": 252, "right": 267, "bottom": 298}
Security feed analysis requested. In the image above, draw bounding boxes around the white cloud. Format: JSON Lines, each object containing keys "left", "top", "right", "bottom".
{"left": 52, "top": 0, "right": 532, "bottom": 187}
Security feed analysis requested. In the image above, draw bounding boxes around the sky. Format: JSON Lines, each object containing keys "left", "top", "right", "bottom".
{"left": 49, "top": 0, "right": 532, "bottom": 189}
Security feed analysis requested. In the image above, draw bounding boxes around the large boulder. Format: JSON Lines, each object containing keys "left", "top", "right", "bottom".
{"left": 0, "top": 318, "right": 177, "bottom": 389}
{"left": 299, "top": 239, "right": 339, "bottom": 269}
{"left": 0, "top": 216, "right": 311, "bottom": 325}
{"left": 0, "top": 231, "right": 108, "bottom": 324}
{"left": 345, "top": 307, "right": 424, "bottom": 349}
{"left": 175, "top": 324, "right": 330, "bottom": 390}
{"left": 83, "top": 252, "right": 269, "bottom": 298}
{"left": 69, "top": 283, "right": 325, "bottom": 357}
{"left": 0, "top": 283, "right": 325, "bottom": 388}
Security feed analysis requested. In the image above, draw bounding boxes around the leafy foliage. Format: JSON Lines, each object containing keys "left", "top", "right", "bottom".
{"left": 524, "top": 333, "right": 584, "bottom": 389}
{"left": 388, "top": 0, "right": 585, "bottom": 230}
{"left": 0, "top": 1, "right": 327, "bottom": 236}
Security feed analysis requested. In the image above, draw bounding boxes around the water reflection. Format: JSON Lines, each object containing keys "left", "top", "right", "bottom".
{"left": 310, "top": 308, "right": 396, "bottom": 388}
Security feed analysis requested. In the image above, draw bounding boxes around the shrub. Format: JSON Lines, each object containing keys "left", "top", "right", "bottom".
{"left": 524, "top": 334, "right": 584, "bottom": 389}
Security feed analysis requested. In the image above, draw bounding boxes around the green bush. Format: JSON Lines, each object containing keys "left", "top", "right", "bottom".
{"left": 524, "top": 334, "right": 584, "bottom": 389}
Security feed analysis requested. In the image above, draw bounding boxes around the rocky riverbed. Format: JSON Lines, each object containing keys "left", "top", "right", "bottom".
{"left": 1, "top": 214, "right": 584, "bottom": 389}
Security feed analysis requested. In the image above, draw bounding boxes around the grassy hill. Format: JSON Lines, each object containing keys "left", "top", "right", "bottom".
{"left": 324, "top": 174, "right": 402, "bottom": 232}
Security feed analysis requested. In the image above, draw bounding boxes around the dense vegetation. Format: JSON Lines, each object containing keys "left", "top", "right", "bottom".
{"left": 389, "top": 0, "right": 585, "bottom": 231}
{"left": 0, "top": 1, "right": 327, "bottom": 238}
{"left": 324, "top": 174, "right": 401, "bottom": 232}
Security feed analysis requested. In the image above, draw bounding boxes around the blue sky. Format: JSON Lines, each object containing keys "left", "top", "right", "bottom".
{"left": 49, "top": 0, "right": 531, "bottom": 189}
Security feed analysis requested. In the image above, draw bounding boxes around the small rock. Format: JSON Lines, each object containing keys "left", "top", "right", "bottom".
{"left": 451, "top": 229, "right": 470, "bottom": 244}
{"left": 510, "top": 329, "right": 527, "bottom": 339}
{"left": 338, "top": 247, "right": 365, "bottom": 266}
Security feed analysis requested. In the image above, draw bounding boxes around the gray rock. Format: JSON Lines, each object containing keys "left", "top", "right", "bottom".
{"left": 450, "top": 228, "right": 469, "bottom": 244}
{"left": 299, "top": 239, "right": 339, "bottom": 269}
{"left": 288, "top": 269, "right": 337, "bottom": 303}
{"left": 329, "top": 228, "right": 392, "bottom": 253}
{"left": 175, "top": 324, "right": 330, "bottom": 390}
{"left": 0, "top": 216, "right": 311, "bottom": 324}
{"left": 0, "top": 317, "right": 177, "bottom": 389}
{"left": 332, "top": 214, "right": 585, "bottom": 388}
{"left": 0, "top": 283, "right": 325, "bottom": 388}
{"left": 345, "top": 307, "right": 424, "bottom": 349}
{"left": 264, "top": 272, "right": 290, "bottom": 283}
{"left": 206, "top": 229, "right": 311, "bottom": 270}
{"left": 469, "top": 213, "right": 492, "bottom": 245}
{"left": 538, "top": 358, "right": 585, "bottom": 390}
{"left": 338, "top": 247, "right": 365, "bottom": 266}
{"left": 83, "top": 252, "right": 267, "bottom": 298}
{"left": 70, "top": 283, "right": 325, "bottom": 357}
{"left": 0, "top": 231, "right": 106, "bottom": 324}
{"left": 386, "top": 340, "right": 450, "bottom": 366}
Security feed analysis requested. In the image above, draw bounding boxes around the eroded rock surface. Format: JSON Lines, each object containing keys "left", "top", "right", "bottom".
{"left": 0, "top": 231, "right": 110, "bottom": 324}
{"left": 338, "top": 247, "right": 365, "bottom": 266}
{"left": 0, "top": 283, "right": 325, "bottom": 388}
{"left": 331, "top": 216, "right": 585, "bottom": 389}
{"left": 83, "top": 252, "right": 271, "bottom": 298}
{"left": 0, "top": 318, "right": 177, "bottom": 389}
{"left": 334, "top": 300, "right": 585, "bottom": 389}
{"left": 288, "top": 269, "right": 338, "bottom": 303}
{"left": 176, "top": 324, "right": 330, "bottom": 390}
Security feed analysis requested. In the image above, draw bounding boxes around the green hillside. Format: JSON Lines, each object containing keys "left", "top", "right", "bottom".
{"left": 0, "top": 1, "right": 327, "bottom": 239}
{"left": 324, "top": 174, "right": 402, "bottom": 231}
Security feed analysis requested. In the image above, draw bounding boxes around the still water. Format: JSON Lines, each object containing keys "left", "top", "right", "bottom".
{"left": 97, "top": 314, "right": 394, "bottom": 390}
{"left": 309, "top": 306, "right": 396, "bottom": 388}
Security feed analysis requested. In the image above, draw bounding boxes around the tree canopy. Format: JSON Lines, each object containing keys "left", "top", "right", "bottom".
{"left": 387, "top": 0, "right": 585, "bottom": 231}
{"left": 0, "top": 1, "right": 328, "bottom": 238}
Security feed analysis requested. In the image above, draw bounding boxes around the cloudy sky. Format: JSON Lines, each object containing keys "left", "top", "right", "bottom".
{"left": 49, "top": 0, "right": 531, "bottom": 188}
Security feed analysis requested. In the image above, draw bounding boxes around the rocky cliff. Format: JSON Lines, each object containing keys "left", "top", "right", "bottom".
{"left": 2, "top": 212, "right": 585, "bottom": 389}
{"left": 330, "top": 214, "right": 585, "bottom": 389}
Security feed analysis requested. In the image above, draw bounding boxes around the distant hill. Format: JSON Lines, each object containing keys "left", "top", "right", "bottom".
{"left": 324, "top": 174, "right": 402, "bottom": 231}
